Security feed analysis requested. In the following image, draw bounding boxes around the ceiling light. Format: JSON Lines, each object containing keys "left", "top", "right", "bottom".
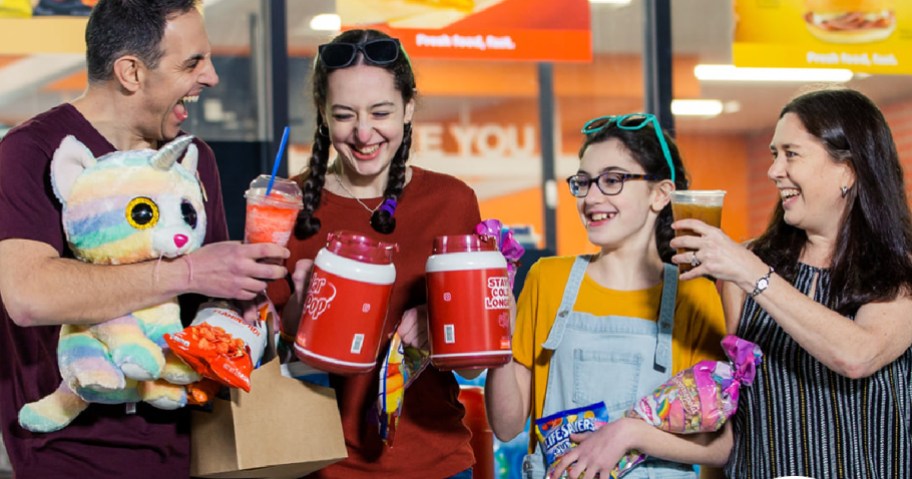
{"left": 310, "top": 13, "right": 341, "bottom": 32}
{"left": 671, "top": 99, "right": 724, "bottom": 117}
{"left": 694, "top": 64, "right": 854, "bottom": 83}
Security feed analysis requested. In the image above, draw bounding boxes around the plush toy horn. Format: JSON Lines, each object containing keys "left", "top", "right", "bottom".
{"left": 151, "top": 135, "right": 194, "bottom": 171}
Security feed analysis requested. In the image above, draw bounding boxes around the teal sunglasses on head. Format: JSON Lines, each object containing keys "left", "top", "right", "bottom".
{"left": 580, "top": 113, "right": 676, "bottom": 184}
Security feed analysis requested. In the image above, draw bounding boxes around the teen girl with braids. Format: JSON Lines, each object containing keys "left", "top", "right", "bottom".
{"left": 266, "top": 29, "right": 480, "bottom": 478}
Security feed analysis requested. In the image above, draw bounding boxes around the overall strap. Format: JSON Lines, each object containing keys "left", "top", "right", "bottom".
{"left": 654, "top": 263, "right": 678, "bottom": 372}
{"left": 542, "top": 255, "right": 591, "bottom": 350}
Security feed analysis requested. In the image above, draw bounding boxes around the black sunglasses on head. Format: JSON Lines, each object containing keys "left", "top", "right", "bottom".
{"left": 317, "top": 38, "right": 401, "bottom": 69}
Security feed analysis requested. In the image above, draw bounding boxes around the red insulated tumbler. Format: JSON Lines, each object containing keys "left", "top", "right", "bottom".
{"left": 426, "top": 235, "right": 512, "bottom": 370}
{"left": 295, "top": 231, "right": 397, "bottom": 375}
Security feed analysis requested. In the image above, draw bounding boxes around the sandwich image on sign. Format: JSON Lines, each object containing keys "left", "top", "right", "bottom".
{"left": 339, "top": 0, "right": 505, "bottom": 29}
{"left": 804, "top": 0, "right": 896, "bottom": 43}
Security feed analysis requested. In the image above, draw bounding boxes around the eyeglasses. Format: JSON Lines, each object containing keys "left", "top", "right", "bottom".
{"left": 580, "top": 113, "right": 676, "bottom": 184}
{"left": 317, "top": 38, "right": 401, "bottom": 69}
{"left": 566, "top": 171, "right": 661, "bottom": 198}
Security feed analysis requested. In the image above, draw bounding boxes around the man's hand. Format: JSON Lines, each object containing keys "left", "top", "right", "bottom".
{"left": 188, "top": 241, "right": 289, "bottom": 300}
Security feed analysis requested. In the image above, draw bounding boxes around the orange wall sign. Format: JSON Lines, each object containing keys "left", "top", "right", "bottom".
{"left": 337, "top": 0, "right": 592, "bottom": 62}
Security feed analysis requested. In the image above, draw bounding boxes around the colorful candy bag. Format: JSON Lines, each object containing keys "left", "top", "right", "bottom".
{"left": 164, "top": 300, "right": 270, "bottom": 392}
{"left": 608, "top": 335, "right": 763, "bottom": 478}
{"left": 534, "top": 402, "right": 609, "bottom": 472}
{"left": 376, "top": 332, "right": 430, "bottom": 445}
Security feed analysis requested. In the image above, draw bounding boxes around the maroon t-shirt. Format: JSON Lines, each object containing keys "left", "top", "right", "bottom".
{"left": 0, "top": 104, "right": 229, "bottom": 478}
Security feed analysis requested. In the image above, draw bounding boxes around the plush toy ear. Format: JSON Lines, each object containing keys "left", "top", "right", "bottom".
{"left": 152, "top": 135, "right": 194, "bottom": 171}
{"left": 181, "top": 143, "right": 199, "bottom": 175}
{"left": 50, "top": 135, "right": 97, "bottom": 204}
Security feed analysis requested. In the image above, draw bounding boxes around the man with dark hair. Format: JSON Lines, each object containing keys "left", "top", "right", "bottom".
{"left": 0, "top": 1, "right": 288, "bottom": 477}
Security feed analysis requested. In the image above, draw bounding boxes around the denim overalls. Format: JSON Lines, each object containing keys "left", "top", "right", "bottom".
{"left": 523, "top": 256, "right": 695, "bottom": 479}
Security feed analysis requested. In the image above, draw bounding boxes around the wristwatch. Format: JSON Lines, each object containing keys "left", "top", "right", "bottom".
{"left": 750, "top": 266, "right": 774, "bottom": 298}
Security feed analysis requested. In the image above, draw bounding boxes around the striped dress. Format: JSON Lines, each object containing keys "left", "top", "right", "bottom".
{"left": 725, "top": 263, "right": 912, "bottom": 479}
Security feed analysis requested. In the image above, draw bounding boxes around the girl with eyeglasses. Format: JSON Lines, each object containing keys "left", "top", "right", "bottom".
{"left": 673, "top": 88, "right": 912, "bottom": 478}
{"left": 485, "top": 114, "right": 730, "bottom": 479}
{"left": 266, "top": 29, "right": 480, "bottom": 478}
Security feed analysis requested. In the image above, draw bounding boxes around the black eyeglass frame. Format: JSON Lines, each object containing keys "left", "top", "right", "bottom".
{"left": 580, "top": 113, "right": 676, "bottom": 184}
{"left": 317, "top": 38, "right": 401, "bottom": 69}
{"left": 565, "top": 171, "right": 662, "bottom": 198}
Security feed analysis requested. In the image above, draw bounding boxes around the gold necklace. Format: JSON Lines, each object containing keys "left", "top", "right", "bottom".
{"left": 335, "top": 175, "right": 382, "bottom": 215}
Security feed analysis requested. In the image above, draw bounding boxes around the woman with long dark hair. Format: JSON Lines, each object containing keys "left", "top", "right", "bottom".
{"left": 671, "top": 87, "right": 912, "bottom": 478}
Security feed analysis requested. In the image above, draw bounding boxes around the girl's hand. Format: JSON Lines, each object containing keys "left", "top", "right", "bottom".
{"left": 547, "top": 418, "right": 639, "bottom": 479}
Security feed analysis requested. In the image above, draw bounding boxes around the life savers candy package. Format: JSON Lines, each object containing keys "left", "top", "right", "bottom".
{"left": 165, "top": 300, "right": 269, "bottom": 392}
{"left": 534, "top": 401, "right": 608, "bottom": 472}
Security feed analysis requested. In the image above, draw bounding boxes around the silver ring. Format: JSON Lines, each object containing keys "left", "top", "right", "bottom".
{"left": 690, "top": 252, "right": 701, "bottom": 267}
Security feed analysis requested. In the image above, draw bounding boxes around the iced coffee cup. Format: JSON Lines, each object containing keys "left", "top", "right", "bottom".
{"left": 671, "top": 190, "right": 725, "bottom": 272}
{"left": 244, "top": 174, "right": 303, "bottom": 246}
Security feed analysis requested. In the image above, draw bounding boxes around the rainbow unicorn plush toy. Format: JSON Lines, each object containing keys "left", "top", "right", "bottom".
{"left": 18, "top": 135, "right": 207, "bottom": 433}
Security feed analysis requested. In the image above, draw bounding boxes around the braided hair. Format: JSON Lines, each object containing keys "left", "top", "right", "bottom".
{"left": 294, "top": 29, "right": 417, "bottom": 239}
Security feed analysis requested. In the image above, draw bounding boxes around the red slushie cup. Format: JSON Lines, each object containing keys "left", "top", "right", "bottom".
{"left": 244, "top": 174, "right": 303, "bottom": 246}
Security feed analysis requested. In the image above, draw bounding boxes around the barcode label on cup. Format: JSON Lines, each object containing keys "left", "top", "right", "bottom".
{"left": 444, "top": 324, "right": 455, "bottom": 344}
{"left": 351, "top": 334, "right": 364, "bottom": 354}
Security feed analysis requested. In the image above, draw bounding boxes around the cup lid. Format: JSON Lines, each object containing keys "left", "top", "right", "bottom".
{"left": 326, "top": 230, "right": 397, "bottom": 264}
{"left": 670, "top": 189, "right": 726, "bottom": 205}
{"left": 245, "top": 174, "right": 303, "bottom": 208}
{"left": 432, "top": 234, "right": 496, "bottom": 254}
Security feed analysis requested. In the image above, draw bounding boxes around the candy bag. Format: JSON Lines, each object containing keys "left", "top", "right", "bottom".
{"left": 376, "top": 332, "right": 430, "bottom": 445}
{"left": 164, "top": 300, "right": 270, "bottom": 392}
{"left": 475, "top": 219, "right": 525, "bottom": 289}
{"left": 609, "top": 335, "right": 763, "bottom": 478}
{"left": 534, "top": 402, "right": 609, "bottom": 474}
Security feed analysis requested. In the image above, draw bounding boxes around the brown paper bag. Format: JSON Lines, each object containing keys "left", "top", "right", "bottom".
{"left": 190, "top": 331, "right": 347, "bottom": 479}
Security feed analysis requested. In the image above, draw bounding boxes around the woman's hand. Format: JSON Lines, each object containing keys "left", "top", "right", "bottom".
{"left": 670, "top": 218, "right": 768, "bottom": 292}
{"left": 547, "top": 418, "right": 639, "bottom": 479}
{"left": 397, "top": 304, "right": 429, "bottom": 351}
{"left": 280, "top": 258, "right": 314, "bottom": 337}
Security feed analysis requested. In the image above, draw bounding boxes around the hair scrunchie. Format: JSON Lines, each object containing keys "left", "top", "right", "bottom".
{"left": 379, "top": 198, "right": 398, "bottom": 216}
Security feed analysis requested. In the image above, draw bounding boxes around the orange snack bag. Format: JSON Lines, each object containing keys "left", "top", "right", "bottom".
{"left": 165, "top": 301, "right": 268, "bottom": 392}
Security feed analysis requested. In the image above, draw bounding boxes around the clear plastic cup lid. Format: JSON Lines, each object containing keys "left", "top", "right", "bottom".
{"left": 670, "top": 190, "right": 726, "bottom": 205}
{"left": 245, "top": 174, "right": 303, "bottom": 208}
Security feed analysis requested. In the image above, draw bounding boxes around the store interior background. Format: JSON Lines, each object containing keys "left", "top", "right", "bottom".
{"left": 2, "top": 0, "right": 912, "bottom": 256}
{"left": 2, "top": 0, "right": 912, "bottom": 477}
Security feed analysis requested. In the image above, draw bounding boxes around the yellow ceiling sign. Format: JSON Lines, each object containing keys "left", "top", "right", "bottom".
{"left": 0, "top": 17, "right": 87, "bottom": 54}
{"left": 734, "top": 0, "right": 912, "bottom": 74}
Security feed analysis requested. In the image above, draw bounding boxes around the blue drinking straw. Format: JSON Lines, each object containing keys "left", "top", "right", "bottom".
{"left": 265, "top": 126, "right": 290, "bottom": 196}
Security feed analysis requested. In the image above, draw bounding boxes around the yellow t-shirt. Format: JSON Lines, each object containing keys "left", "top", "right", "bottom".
{"left": 512, "top": 255, "right": 726, "bottom": 430}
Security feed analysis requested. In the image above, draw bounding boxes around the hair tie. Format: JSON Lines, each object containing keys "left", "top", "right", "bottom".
{"left": 379, "top": 198, "right": 398, "bottom": 216}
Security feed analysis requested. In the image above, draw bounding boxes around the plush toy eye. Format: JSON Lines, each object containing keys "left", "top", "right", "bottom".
{"left": 181, "top": 200, "right": 198, "bottom": 229}
{"left": 126, "top": 197, "right": 159, "bottom": 229}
